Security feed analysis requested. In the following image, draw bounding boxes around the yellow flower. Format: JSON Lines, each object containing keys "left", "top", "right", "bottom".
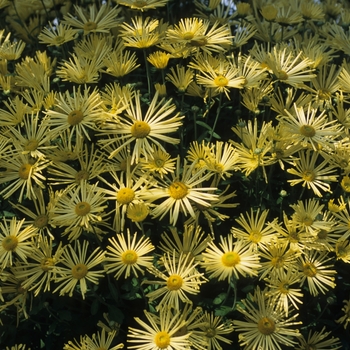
{"left": 166, "top": 65, "right": 194, "bottom": 93}
{"left": 103, "top": 49, "right": 140, "bottom": 78}
{"left": 202, "top": 235, "right": 260, "bottom": 281}
{"left": 128, "top": 307, "right": 190, "bottom": 350}
{"left": 84, "top": 329, "right": 124, "bottom": 350}
{"left": 234, "top": 286, "right": 302, "bottom": 350}
{"left": 260, "top": 4, "right": 278, "bottom": 21}
{"left": 38, "top": 22, "right": 78, "bottom": 46}
{"left": 147, "top": 51, "right": 171, "bottom": 69}
{"left": 105, "top": 230, "right": 154, "bottom": 279}
{"left": 297, "top": 326, "right": 341, "bottom": 349}
{"left": 117, "top": 0, "right": 168, "bottom": 11}
{"left": 53, "top": 240, "right": 105, "bottom": 299}
{"left": 0, "top": 217, "right": 37, "bottom": 270}
{"left": 0, "top": 30, "right": 26, "bottom": 60}
{"left": 341, "top": 175, "right": 350, "bottom": 192}
{"left": 145, "top": 251, "right": 207, "bottom": 310}
{"left": 336, "top": 299, "right": 350, "bottom": 329}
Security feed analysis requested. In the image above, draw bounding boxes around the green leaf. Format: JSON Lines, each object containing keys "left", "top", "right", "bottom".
{"left": 215, "top": 306, "right": 232, "bottom": 317}
{"left": 91, "top": 298, "right": 99, "bottom": 315}
{"left": 213, "top": 292, "right": 227, "bottom": 305}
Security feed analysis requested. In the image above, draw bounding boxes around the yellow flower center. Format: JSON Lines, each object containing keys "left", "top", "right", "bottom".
{"left": 75, "top": 170, "right": 89, "bottom": 183}
{"left": 24, "top": 139, "right": 39, "bottom": 152}
{"left": 303, "top": 262, "right": 317, "bottom": 277}
{"left": 183, "top": 31, "right": 194, "bottom": 40}
{"left": 289, "top": 230, "right": 300, "bottom": 243}
{"left": 54, "top": 35, "right": 66, "bottom": 45}
{"left": 190, "top": 36, "right": 208, "bottom": 47}
{"left": 117, "top": 187, "right": 135, "bottom": 205}
{"left": 221, "top": 252, "right": 240, "bottom": 267}
{"left": 214, "top": 75, "right": 229, "bottom": 87}
{"left": 18, "top": 163, "right": 32, "bottom": 180}
{"left": 134, "top": 0, "right": 147, "bottom": 7}
{"left": 155, "top": 158, "right": 166, "bottom": 168}
{"left": 40, "top": 257, "right": 55, "bottom": 272}
{"left": 302, "top": 170, "right": 315, "bottom": 182}
{"left": 83, "top": 21, "right": 97, "bottom": 31}
{"left": 205, "top": 327, "right": 216, "bottom": 338}
{"left": 34, "top": 214, "right": 48, "bottom": 229}
{"left": 166, "top": 274, "right": 183, "bottom": 290}
{"left": 127, "top": 203, "right": 149, "bottom": 222}
{"left": 131, "top": 121, "right": 151, "bottom": 138}
{"left": 271, "top": 256, "right": 285, "bottom": 268}
{"left": 318, "top": 89, "right": 331, "bottom": 100}
{"left": 2, "top": 235, "right": 18, "bottom": 251}
{"left": 257, "top": 317, "right": 275, "bottom": 335}
{"left": 317, "top": 230, "right": 328, "bottom": 240}
{"left": 71, "top": 263, "right": 88, "bottom": 279}
{"left": 249, "top": 230, "right": 262, "bottom": 243}
{"left": 68, "top": 110, "right": 84, "bottom": 126}
{"left": 301, "top": 215, "right": 313, "bottom": 226}
{"left": 261, "top": 4, "right": 278, "bottom": 21}
{"left": 168, "top": 181, "right": 188, "bottom": 199}
{"left": 278, "top": 282, "right": 290, "bottom": 294}
{"left": 300, "top": 125, "right": 316, "bottom": 137}
{"left": 154, "top": 331, "right": 171, "bottom": 348}
{"left": 341, "top": 177, "right": 350, "bottom": 192}
{"left": 75, "top": 201, "right": 91, "bottom": 216}
{"left": 276, "top": 70, "right": 288, "bottom": 80}
{"left": 121, "top": 249, "right": 138, "bottom": 265}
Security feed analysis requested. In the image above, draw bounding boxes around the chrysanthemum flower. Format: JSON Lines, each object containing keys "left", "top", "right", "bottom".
{"left": 147, "top": 51, "right": 171, "bottom": 70}
{"left": 38, "top": 22, "right": 78, "bottom": 46}
{"left": 104, "top": 230, "right": 154, "bottom": 279}
{"left": 297, "top": 250, "right": 336, "bottom": 296}
{"left": 234, "top": 286, "right": 302, "bottom": 350}
{"left": 335, "top": 239, "right": 350, "bottom": 263}
{"left": 166, "top": 65, "right": 194, "bottom": 93}
{"left": 99, "top": 91, "right": 183, "bottom": 164}
{"left": 103, "top": 49, "right": 140, "bottom": 78}
{"left": 63, "top": 4, "right": 121, "bottom": 35}
{"left": 84, "top": 329, "right": 124, "bottom": 350}
{"left": 231, "top": 209, "right": 277, "bottom": 251}
{"left": 128, "top": 307, "right": 191, "bottom": 350}
{"left": 49, "top": 181, "right": 109, "bottom": 241}
{"left": 53, "top": 240, "right": 105, "bottom": 299}
{"left": 287, "top": 150, "right": 338, "bottom": 197}
{"left": 336, "top": 298, "right": 350, "bottom": 329}
{"left": 0, "top": 217, "right": 37, "bottom": 270}
{"left": 141, "top": 157, "right": 218, "bottom": 225}
{"left": 117, "top": 0, "right": 168, "bottom": 11}
{"left": 296, "top": 326, "right": 341, "bottom": 350}
{"left": 202, "top": 235, "right": 260, "bottom": 282}
{"left": 145, "top": 251, "right": 207, "bottom": 310}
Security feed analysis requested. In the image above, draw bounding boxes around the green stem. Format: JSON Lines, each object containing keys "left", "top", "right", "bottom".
{"left": 209, "top": 92, "right": 223, "bottom": 143}
{"left": 143, "top": 49, "right": 152, "bottom": 96}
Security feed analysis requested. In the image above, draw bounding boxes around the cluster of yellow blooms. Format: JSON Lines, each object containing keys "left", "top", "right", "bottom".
{"left": 1, "top": 0, "right": 350, "bottom": 349}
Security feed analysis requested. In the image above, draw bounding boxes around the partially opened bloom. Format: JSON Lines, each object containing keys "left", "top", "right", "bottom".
{"left": 336, "top": 299, "right": 350, "bottom": 329}
{"left": 234, "top": 287, "right": 302, "bottom": 350}
{"left": 84, "top": 329, "right": 124, "bottom": 350}
{"left": 145, "top": 251, "right": 207, "bottom": 310}
{"left": 117, "top": 0, "right": 168, "bottom": 11}
{"left": 128, "top": 307, "right": 190, "bottom": 350}
{"left": 0, "top": 218, "right": 37, "bottom": 270}
{"left": 202, "top": 235, "right": 260, "bottom": 282}
{"left": 104, "top": 230, "right": 154, "bottom": 279}
{"left": 53, "top": 240, "right": 105, "bottom": 299}
{"left": 296, "top": 326, "right": 341, "bottom": 350}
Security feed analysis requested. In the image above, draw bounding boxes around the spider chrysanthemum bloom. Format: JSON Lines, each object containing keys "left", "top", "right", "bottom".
{"left": 336, "top": 298, "right": 350, "bottom": 329}
{"left": 141, "top": 157, "right": 218, "bottom": 225}
{"left": 38, "top": 22, "right": 78, "bottom": 46}
{"left": 335, "top": 239, "right": 350, "bottom": 263}
{"left": 128, "top": 307, "right": 190, "bottom": 350}
{"left": 12, "top": 235, "right": 64, "bottom": 296}
{"left": 45, "top": 85, "right": 103, "bottom": 143}
{"left": 63, "top": 4, "right": 121, "bottom": 35}
{"left": 231, "top": 209, "right": 277, "bottom": 251}
{"left": 0, "top": 218, "right": 37, "bottom": 270}
{"left": 297, "top": 250, "right": 336, "bottom": 296}
{"left": 0, "top": 153, "right": 49, "bottom": 202}
{"left": 49, "top": 181, "right": 109, "bottom": 241}
{"left": 99, "top": 91, "right": 183, "bottom": 164}
{"left": 84, "top": 329, "right": 124, "bottom": 350}
{"left": 104, "top": 230, "right": 154, "bottom": 279}
{"left": 166, "top": 65, "right": 194, "bottom": 93}
{"left": 296, "top": 326, "right": 341, "bottom": 350}
{"left": 202, "top": 235, "right": 260, "bottom": 282}
{"left": 234, "top": 286, "right": 301, "bottom": 350}
{"left": 145, "top": 251, "right": 208, "bottom": 310}
{"left": 287, "top": 150, "right": 338, "bottom": 197}
{"left": 117, "top": 0, "right": 168, "bottom": 11}
{"left": 53, "top": 240, "right": 105, "bottom": 299}
{"left": 103, "top": 49, "right": 140, "bottom": 78}
{"left": 280, "top": 103, "right": 342, "bottom": 151}
{"left": 147, "top": 51, "right": 171, "bottom": 70}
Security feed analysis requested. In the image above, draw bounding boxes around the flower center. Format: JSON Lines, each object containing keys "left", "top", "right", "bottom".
{"left": 300, "top": 125, "right": 316, "bottom": 137}
{"left": 24, "top": 139, "right": 39, "bottom": 151}
{"left": 134, "top": 0, "right": 147, "bottom": 7}
{"left": 117, "top": 187, "right": 135, "bottom": 205}
{"left": 271, "top": 256, "right": 285, "bottom": 268}
{"left": 205, "top": 327, "right": 216, "bottom": 338}
{"left": 183, "top": 31, "right": 194, "bottom": 40}
{"left": 54, "top": 35, "right": 66, "bottom": 45}
{"left": 318, "top": 89, "right": 331, "bottom": 100}
{"left": 249, "top": 230, "right": 262, "bottom": 243}
{"left": 303, "top": 262, "right": 317, "bottom": 277}
{"left": 155, "top": 158, "right": 166, "bottom": 168}
{"left": 34, "top": 214, "right": 48, "bottom": 228}
{"left": 167, "top": 274, "right": 183, "bottom": 290}
{"left": 83, "top": 21, "right": 97, "bottom": 31}
{"left": 317, "top": 230, "right": 328, "bottom": 240}
{"left": 2, "top": 235, "right": 18, "bottom": 251}
{"left": 41, "top": 257, "right": 55, "bottom": 272}
{"left": 71, "top": 263, "right": 88, "bottom": 279}
{"left": 154, "top": 331, "right": 171, "bottom": 348}
{"left": 190, "top": 36, "right": 208, "bottom": 47}
{"left": 131, "top": 121, "right": 151, "bottom": 138}
{"left": 75, "top": 170, "right": 89, "bottom": 182}
{"left": 68, "top": 110, "right": 84, "bottom": 126}
{"left": 302, "top": 170, "right": 315, "bottom": 182}
{"left": 121, "top": 249, "right": 138, "bottom": 265}
{"left": 257, "top": 317, "right": 275, "bottom": 335}
{"left": 127, "top": 203, "right": 149, "bottom": 222}
{"left": 276, "top": 70, "right": 288, "bottom": 80}
{"left": 301, "top": 215, "right": 313, "bottom": 226}
{"left": 18, "top": 163, "right": 32, "bottom": 179}
{"left": 75, "top": 201, "right": 91, "bottom": 216}
{"left": 214, "top": 75, "right": 229, "bottom": 87}
{"left": 278, "top": 282, "right": 290, "bottom": 294}
{"left": 168, "top": 181, "right": 188, "bottom": 199}
{"left": 221, "top": 252, "right": 241, "bottom": 267}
